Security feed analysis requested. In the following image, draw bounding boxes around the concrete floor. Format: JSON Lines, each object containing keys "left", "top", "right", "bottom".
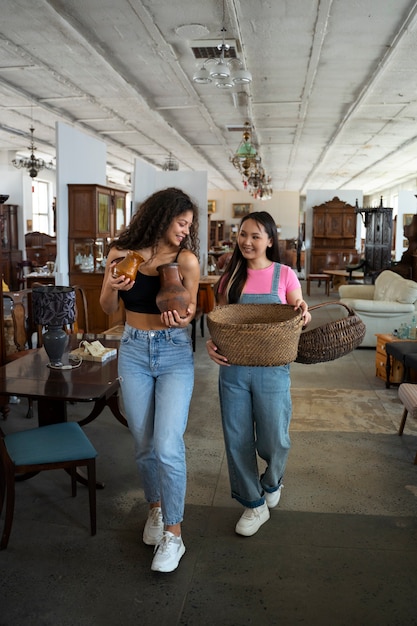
{"left": 1, "top": 282, "right": 417, "bottom": 625}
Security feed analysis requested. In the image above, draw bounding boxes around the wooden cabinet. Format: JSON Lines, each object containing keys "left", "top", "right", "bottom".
{"left": 25, "top": 231, "right": 57, "bottom": 266}
{"left": 68, "top": 184, "right": 127, "bottom": 333}
{"left": 375, "top": 333, "right": 417, "bottom": 384}
{"left": 68, "top": 184, "right": 127, "bottom": 239}
{"left": 359, "top": 207, "right": 393, "bottom": 273}
{"left": 209, "top": 219, "right": 225, "bottom": 247}
{"left": 0, "top": 204, "right": 22, "bottom": 290}
{"left": 310, "top": 197, "right": 357, "bottom": 274}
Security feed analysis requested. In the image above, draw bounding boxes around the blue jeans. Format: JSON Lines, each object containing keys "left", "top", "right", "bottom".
{"left": 118, "top": 324, "right": 194, "bottom": 526}
{"left": 219, "top": 363, "right": 292, "bottom": 508}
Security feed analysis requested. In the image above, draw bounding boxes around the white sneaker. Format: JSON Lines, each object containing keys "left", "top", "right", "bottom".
{"left": 151, "top": 531, "right": 186, "bottom": 573}
{"left": 143, "top": 507, "right": 163, "bottom": 545}
{"left": 264, "top": 485, "right": 283, "bottom": 509}
{"left": 235, "top": 502, "right": 270, "bottom": 536}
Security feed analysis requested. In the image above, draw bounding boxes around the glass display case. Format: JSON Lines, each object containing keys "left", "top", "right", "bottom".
{"left": 70, "top": 238, "right": 108, "bottom": 273}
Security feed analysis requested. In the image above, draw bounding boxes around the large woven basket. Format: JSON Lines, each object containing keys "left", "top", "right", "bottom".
{"left": 296, "top": 301, "right": 366, "bottom": 364}
{"left": 207, "top": 303, "right": 304, "bottom": 366}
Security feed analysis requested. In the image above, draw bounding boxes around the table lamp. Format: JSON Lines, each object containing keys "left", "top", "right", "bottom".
{"left": 32, "top": 285, "right": 76, "bottom": 368}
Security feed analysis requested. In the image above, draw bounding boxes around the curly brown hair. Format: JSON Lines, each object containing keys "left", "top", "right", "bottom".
{"left": 109, "top": 187, "right": 200, "bottom": 257}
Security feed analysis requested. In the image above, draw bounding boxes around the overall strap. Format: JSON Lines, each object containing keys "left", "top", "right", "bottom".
{"left": 271, "top": 262, "right": 281, "bottom": 295}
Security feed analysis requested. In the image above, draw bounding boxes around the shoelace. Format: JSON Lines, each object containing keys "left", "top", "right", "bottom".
{"left": 148, "top": 508, "right": 162, "bottom": 527}
{"left": 154, "top": 532, "right": 177, "bottom": 554}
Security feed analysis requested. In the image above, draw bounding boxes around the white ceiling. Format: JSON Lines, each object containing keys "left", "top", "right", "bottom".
{"left": 2, "top": 0, "right": 417, "bottom": 195}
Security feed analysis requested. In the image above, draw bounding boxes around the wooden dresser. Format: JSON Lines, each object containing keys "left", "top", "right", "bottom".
{"left": 310, "top": 197, "right": 357, "bottom": 274}
{"left": 375, "top": 333, "right": 417, "bottom": 384}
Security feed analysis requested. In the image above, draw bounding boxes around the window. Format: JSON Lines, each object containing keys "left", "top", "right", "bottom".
{"left": 32, "top": 180, "right": 53, "bottom": 233}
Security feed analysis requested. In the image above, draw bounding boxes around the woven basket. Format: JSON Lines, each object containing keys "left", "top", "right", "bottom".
{"left": 296, "top": 301, "right": 366, "bottom": 364}
{"left": 207, "top": 303, "right": 304, "bottom": 366}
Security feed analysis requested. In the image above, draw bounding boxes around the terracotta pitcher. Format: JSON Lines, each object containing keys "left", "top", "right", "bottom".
{"left": 112, "top": 250, "right": 144, "bottom": 281}
{"left": 156, "top": 263, "right": 191, "bottom": 318}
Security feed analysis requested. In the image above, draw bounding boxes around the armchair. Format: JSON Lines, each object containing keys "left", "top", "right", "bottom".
{"left": 339, "top": 270, "right": 417, "bottom": 347}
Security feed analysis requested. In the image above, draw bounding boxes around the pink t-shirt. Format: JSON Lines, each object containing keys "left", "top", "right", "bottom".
{"left": 219, "top": 263, "right": 300, "bottom": 304}
{"left": 244, "top": 263, "right": 300, "bottom": 303}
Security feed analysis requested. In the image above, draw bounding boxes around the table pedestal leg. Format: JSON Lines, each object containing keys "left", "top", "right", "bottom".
{"left": 37, "top": 398, "right": 67, "bottom": 426}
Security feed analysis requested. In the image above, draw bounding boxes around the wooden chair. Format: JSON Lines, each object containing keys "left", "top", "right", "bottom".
{"left": 191, "top": 283, "right": 216, "bottom": 350}
{"left": 397, "top": 383, "right": 417, "bottom": 464}
{"left": 16, "top": 260, "right": 34, "bottom": 290}
{"left": 2, "top": 298, "right": 39, "bottom": 420}
{"left": 72, "top": 284, "right": 90, "bottom": 335}
{"left": 0, "top": 422, "right": 98, "bottom": 549}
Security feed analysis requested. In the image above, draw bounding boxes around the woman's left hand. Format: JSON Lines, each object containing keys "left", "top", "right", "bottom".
{"left": 295, "top": 299, "right": 311, "bottom": 325}
{"left": 161, "top": 308, "right": 194, "bottom": 328}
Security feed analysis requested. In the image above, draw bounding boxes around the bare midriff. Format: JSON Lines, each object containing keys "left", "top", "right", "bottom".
{"left": 125, "top": 310, "right": 166, "bottom": 331}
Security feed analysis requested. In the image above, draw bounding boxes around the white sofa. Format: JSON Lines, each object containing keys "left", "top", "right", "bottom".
{"left": 339, "top": 270, "right": 417, "bottom": 347}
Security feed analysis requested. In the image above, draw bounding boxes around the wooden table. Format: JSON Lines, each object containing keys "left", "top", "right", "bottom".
{"left": 25, "top": 272, "right": 56, "bottom": 288}
{"left": 0, "top": 336, "right": 126, "bottom": 429}
{"left": 322, "top": 269, "right": 364, "bottom": 290}
{"left": 199, "top": 275, "right": 220, "bottom": 286}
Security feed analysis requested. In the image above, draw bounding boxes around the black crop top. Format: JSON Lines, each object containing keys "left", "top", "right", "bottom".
{"left": 119, "top": 271, "right": 161, "bottom": 314}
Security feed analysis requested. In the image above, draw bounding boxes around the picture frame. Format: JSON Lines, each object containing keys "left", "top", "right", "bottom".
{"left": 208, "top": 200, "right": 216, "bottom": 214}
{"left": 233, "top": 203, "right": 252, "bottom": 218}
{"left": 403, "top": 213, "right": 415, "bottom": 247}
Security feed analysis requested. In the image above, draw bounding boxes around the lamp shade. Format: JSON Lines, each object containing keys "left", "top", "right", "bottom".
{"left": 32, "top": 286, "right": 76, "bottom": 327}
{"left": 32, "top": 286, "right": 76, "bottom": 367}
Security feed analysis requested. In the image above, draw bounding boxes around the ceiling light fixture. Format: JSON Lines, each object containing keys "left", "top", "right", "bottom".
{"left": 162, "top": 153, "right": 179, "bottom": 171}
{"left": 12, "top": 126, "right": 54, "bottom": 178}
{"left": 230, "top": 122, "right": 258, "bottom": 178}
{"left": 230, "top": 122, "right": 273, "bottom": 200}
{"left": 192, "top": 1, "right": 252, "bottom": 89}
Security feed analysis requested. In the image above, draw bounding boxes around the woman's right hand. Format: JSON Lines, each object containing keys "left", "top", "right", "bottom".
{"left": 206, "top": 339, "right": 229, "bottom": 366}
{"left": 108, "top": 260, "right": 134, "bottom": 291}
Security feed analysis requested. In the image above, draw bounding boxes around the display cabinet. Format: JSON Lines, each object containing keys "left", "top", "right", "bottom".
{"left": 0, "top": 204, "right": 22, "bottom": 290}
{"left": 310, "top": 197, "right": 357, "bottom": 274}
{"left": 68, "top": 184, "right": 127, "bottom": 239}
{"left": 209, "top": 219, "right": 225, "bottom": 248}
{"left": 68, "top": 184, "right": 127, "bottom": 333}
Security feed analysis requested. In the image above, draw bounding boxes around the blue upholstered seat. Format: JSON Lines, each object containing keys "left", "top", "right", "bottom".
{"left": 0, "top": 422, "right": 98, "bottom": 550}
{"left": 4, "top": 422, "right": 97, "bottom": 466}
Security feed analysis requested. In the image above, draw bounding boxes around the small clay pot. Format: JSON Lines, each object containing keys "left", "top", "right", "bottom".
{"left": 112, "top": 250, "right": 144, "bottom": 281}
{"left": 156, "top": 263, "right": 191, "bottom": 318}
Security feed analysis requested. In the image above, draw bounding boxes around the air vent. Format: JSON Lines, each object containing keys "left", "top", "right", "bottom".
{"left": 226, "top": 124, "right": 249, "bottom": 132}
{"left": 190, "top": 39, "right": 238, "bottom": 59}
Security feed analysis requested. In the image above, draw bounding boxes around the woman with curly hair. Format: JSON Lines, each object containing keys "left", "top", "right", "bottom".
{"left": 100, "top": 187, "right": 200, "bottom": 572}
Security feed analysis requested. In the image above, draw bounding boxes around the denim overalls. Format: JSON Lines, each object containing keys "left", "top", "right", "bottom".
{"left": 218, "top": 263, "right": 292, "bottom": 508}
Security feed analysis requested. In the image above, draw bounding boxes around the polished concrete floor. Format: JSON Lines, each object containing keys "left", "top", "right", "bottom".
{"left": 1, "top": 283, "right": 417, "bottom": 625}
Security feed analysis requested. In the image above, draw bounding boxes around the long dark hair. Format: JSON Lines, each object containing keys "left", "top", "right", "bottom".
{"left": 215, "top": 211, "right": 280, "bottom": 303}
{"left": 109, "top": 187, "right": 199, "bottom": 257}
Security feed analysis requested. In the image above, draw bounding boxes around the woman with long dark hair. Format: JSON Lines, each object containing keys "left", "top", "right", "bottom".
{"left": 100, "top": 187, "right": 200, "bottom": 572}
{"left": 207, "top": 211, "right": 311, "bottom": 536}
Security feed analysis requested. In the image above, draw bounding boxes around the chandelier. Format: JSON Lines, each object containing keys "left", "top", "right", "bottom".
{"left": 231, "top": 122, "right": 273, "bottom": 200}
{"left": 192, "top": 1, "right": 252, "bottom": 89}
{"left": 230, "top": 122, "right": 258, "bottom": 178}
{"left": 162, "top": 153, "right": 179, "bottom": 171}
{"left": 192, "top": 38, "right": 252, "bottom": 89}
{"left": 12, "top": 126, "right": 54, "bottom": 178}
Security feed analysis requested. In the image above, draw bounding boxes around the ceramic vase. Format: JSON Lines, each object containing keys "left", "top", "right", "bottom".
{"left": 156, "top": 263, "right": 191, "bottom": 318}
{"left": 112, "top": 250, "right": 144, "bottom": 281}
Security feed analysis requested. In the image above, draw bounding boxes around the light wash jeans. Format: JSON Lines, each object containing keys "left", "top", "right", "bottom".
{"left": 118, "top": 323, "right": 194, "bottom": 526}
{"left": 219, "top": 363, "right": 292, "bottom": 508}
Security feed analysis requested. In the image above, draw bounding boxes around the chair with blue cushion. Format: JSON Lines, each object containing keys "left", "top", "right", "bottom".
{"left": 0, "top": 422, "right": 98, "bottom": 550}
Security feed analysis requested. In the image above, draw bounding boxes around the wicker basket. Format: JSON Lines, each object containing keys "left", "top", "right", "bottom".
{"left": 207, "top": 303, "right": 304, "bottom": 366}
{"left": 296, "top": 301, "right": 366, "bottom": 364}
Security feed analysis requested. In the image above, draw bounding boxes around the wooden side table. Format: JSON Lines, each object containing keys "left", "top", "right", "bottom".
{"left": 306, "top": 274, "right": 330, "bottom": 296}
{"left": 375, "top": 333, "right": 417, "bottom": 386}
